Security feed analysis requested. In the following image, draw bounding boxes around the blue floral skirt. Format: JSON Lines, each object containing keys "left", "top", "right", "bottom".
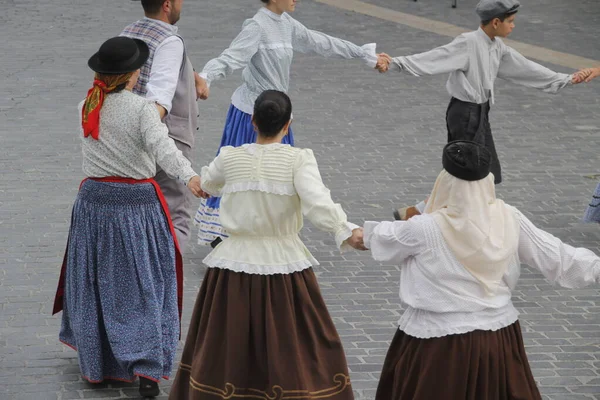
{"left": 58, "top": 180, "right": 179, "bottom": 383}
{"left": 194, "top": 104, "right": 295, "bottom": 245}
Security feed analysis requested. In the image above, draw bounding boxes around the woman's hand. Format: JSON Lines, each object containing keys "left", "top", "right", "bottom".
{"left": 188, "top": 176, "right": 209, "bottom": 198}
{"left": 195, "top": 73, "right": 210, "bottom": 100}
{"left": 347, "top": 227, "right": 368, "bottom": 251}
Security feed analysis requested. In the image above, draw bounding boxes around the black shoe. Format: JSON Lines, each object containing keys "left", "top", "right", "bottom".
{"left": 210, "top": 237, "right": 223, "bottom": 249}
{"left": 139, "top": 377, "right": 160, "bottom": 398}
{"left": 393, "top": 209, "right": 402, "bottom": 221}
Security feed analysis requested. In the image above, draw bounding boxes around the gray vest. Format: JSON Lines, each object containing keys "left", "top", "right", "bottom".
{"left": 121, "top": 19, "right": 198, "bottom": 147}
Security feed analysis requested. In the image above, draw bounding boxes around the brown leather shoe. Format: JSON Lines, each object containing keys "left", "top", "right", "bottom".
{"left": 393, "top": 206, "right": 421, "bottom": 221}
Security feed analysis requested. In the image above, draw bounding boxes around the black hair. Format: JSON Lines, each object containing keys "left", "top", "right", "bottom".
{"left": 141, "top": 0, "right": 167, "bottom": 15}
{"left": 260, "top": 0, "right": 269, "bottom": 3}
{"left": 481, "top": 10, "right": 518, "bottom": 26}
{"left": 253, "top": 90, "right": 292, "bottom": 137}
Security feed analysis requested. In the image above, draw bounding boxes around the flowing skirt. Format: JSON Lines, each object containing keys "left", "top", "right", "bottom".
{"left": 376, "top": 321, "right": 541, "bottom": 400}
{"left": 194, "top": 104, "right": 295, "bottom": 245}
{"left": 169, "top": 267, "right": 353, "bottom": 399}
{"left": 583, "top": 182, "right": 600, "bottom": 223}
{"left": 58, "top": 180, "right": 180, "bottom": 383}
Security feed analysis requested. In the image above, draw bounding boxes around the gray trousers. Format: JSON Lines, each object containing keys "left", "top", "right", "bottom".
{"left": 155, "top": 139, "right": 195, "bottom": 251}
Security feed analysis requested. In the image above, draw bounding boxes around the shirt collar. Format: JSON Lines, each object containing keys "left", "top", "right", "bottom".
{"left": 477, "top": 27, "right": 496, "bottom": 47}
{"left": 143, "top": 17, "right": 179, "bottom": 34}
{"left": 259, "top": 7, "right": 284, "bottom": 21}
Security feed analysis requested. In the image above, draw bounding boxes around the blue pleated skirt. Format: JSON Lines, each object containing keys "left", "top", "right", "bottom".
{"left": 195, "top": 104, "right": 295, "bottom": 245}
{"left": 59, "top": 180, "right": 179, "bottom": 383}
{"left": 583, "top": 182, "right": 600, "bottom": 223}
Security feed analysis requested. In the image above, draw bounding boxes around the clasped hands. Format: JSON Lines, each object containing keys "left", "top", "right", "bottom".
{"left": 347, "top": 227, "right": 368, "bottom": 251}
{"left": 188, "top": 176, "right": 210, "bottom": 199}
{"left": 375, "top": 53, "right": 393, "bottom": 73}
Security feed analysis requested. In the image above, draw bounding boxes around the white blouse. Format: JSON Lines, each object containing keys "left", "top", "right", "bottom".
{"left": 363, "top": 209, "right": 600, "bottom": 339}
{"left": 200, "top": 7, "right": 378, "bottom": 115}
{"left": 200, "top": 143, "right": 356, "bottom": 275}
{"left": 80, "top": 91, "right": 196, "bottom": 184}
{"left": 392, "top": 28, "right": 573, "bottom": 104}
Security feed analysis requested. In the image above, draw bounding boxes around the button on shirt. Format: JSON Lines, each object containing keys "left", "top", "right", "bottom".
{"left": 392, "top": 28, "right": 572, "bottom": 104}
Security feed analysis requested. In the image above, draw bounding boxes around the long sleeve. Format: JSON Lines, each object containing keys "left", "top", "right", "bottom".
{"left": 145, "top": 36, "right": 184, "bottom": 113}
{"left": 517, "top": 211, "right": 600, "bottom": 288}
{"left": 199, "top": 19, "right": 262, "bottom": 86}
{"left": 392, "top": 35, "right": 469, "bottom": 77}
{"left": 140, "top": 102, "right": 196, "bottom": 184}
{"left": 200, "top": 149, "right": 227, "bottom": 197}
{"left": 363, "top": 220, "right": 422, "bottom": 264}
{"left": 498, "top": 47, "right": 572, "bottom": 93}
{"left": 289, "top": 17, "right": 378, "bottom": 68}
{"left": 293, "top": 149, "right": 353, "bottom": 250}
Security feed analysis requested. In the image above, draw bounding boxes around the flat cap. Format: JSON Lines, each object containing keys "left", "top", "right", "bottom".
{"left": 442, "top": 140, "right": 492, "bottom": 182}
{"left": 476, "top": 0, "right": 520, "bottom": 22}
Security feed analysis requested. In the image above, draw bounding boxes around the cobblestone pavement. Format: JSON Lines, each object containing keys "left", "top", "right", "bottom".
{"left": 1, "top": 0, "right": 599, "bottom": 399}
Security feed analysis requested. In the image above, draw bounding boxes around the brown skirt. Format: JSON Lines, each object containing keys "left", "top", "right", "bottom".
{"left": 376, "top": 321, "right": 541, "bottom": 400}
{"left": 169, "top": 267, "right": 353, "bottom": 400}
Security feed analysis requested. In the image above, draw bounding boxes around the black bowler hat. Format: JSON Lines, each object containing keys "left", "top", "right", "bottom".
{"left": 88, "top": 37, "right": 149, "bottom": 74}
{"left": 442, "top": 140, "right": 492, "bottom": 181}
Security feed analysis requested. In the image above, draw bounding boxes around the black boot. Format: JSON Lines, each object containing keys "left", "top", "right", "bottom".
{"left": 139, "top": 377, "right": 160, "bottom": 398}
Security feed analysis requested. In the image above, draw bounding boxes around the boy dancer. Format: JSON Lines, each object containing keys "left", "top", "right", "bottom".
{"left": 380, "top": 0, "right": 586, "bottom": 220}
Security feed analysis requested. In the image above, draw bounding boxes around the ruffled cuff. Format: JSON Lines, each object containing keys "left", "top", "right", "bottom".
{"left": 361, "top": 43, "right": 378, "bottom": 68}
{"left": 200, "top": 166, "right": 223, "bottom": 196}
{"left": 335, "top": 222, "right": 358, "bottom": 253}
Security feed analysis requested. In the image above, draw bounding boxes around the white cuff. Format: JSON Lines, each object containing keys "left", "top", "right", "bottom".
{"left": 415, "top": 200, "right": 427, "bottom": 214}
{"left": 199, "top": 72, "right": 211, "bottom": 88}
{"left": 335, "top": 222, "right": 357, "bottom": 253}
{"left": 363, "top": 221, "right": 378, "bottom": 250}
{"left": 361, "top": 43, "right": 378, "bottom": 68}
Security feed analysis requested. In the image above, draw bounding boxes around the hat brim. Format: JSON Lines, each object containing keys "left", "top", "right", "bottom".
{"left": 87, "top": 39, "right": 149, "bottom": 74}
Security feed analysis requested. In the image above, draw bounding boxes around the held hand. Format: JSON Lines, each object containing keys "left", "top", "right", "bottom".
{"left": 188, "top": 176, "right": 209, "bottom": 198}
{"left": 347, "top": 228, "right": 368, "bottom": 251}
{"left": 375, "top": 53, "right": 392, "bottom": 73}
{"left": 583, "top": 67, "right": 600, "bottom": 83}
{"left": 195, "top": 73, "right": 210, "bottom": 100}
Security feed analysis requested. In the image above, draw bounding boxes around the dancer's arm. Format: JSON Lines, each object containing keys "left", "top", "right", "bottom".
{"left": 498, "top": 47, "right": 574, "bottom": 93}
{"left": 289, "top": 17, "right": 378, "bottom": 68}
{"left": 199, "top": 149, "right": 228, "bottom": 197}
{"left": 146, "top": 36, "right": 184, "bottom": 117}
{"left": 390, "top": 35, "right": 469, "bottom": 77}
{"left": 198, "top": 19, "right": 262, "bottom": 87}
{"left": 293, "top": 149, "right": 357, "bottom": 251}
{"left": 140, "top": 102, "right": 197, "bottom": 185}
{"left": 517, "top": 210, "right": 600, "bottom": 288}
{"left": 363, "top": 220, "right": 422, "bottom": 263}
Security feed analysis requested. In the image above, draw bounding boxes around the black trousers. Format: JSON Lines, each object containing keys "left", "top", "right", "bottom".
{"left": 446, "top": 97, "right": 502, "bottom": 184}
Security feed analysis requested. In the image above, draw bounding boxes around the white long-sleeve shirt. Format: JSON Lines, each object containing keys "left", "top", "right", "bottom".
{"left": 143, "top": 18, "right": 184, "bottom": 114}
{"left": 363, "top": 209, "right": 600, "bottom": 339}
{"left": 200, "top": 143, "right": 356, "bottom": 275}
{"left": 392, "top": 28, "right": 573, "bottom": 104}
{"left": 200, "top": 7, "right": 378, "bottom": 115}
